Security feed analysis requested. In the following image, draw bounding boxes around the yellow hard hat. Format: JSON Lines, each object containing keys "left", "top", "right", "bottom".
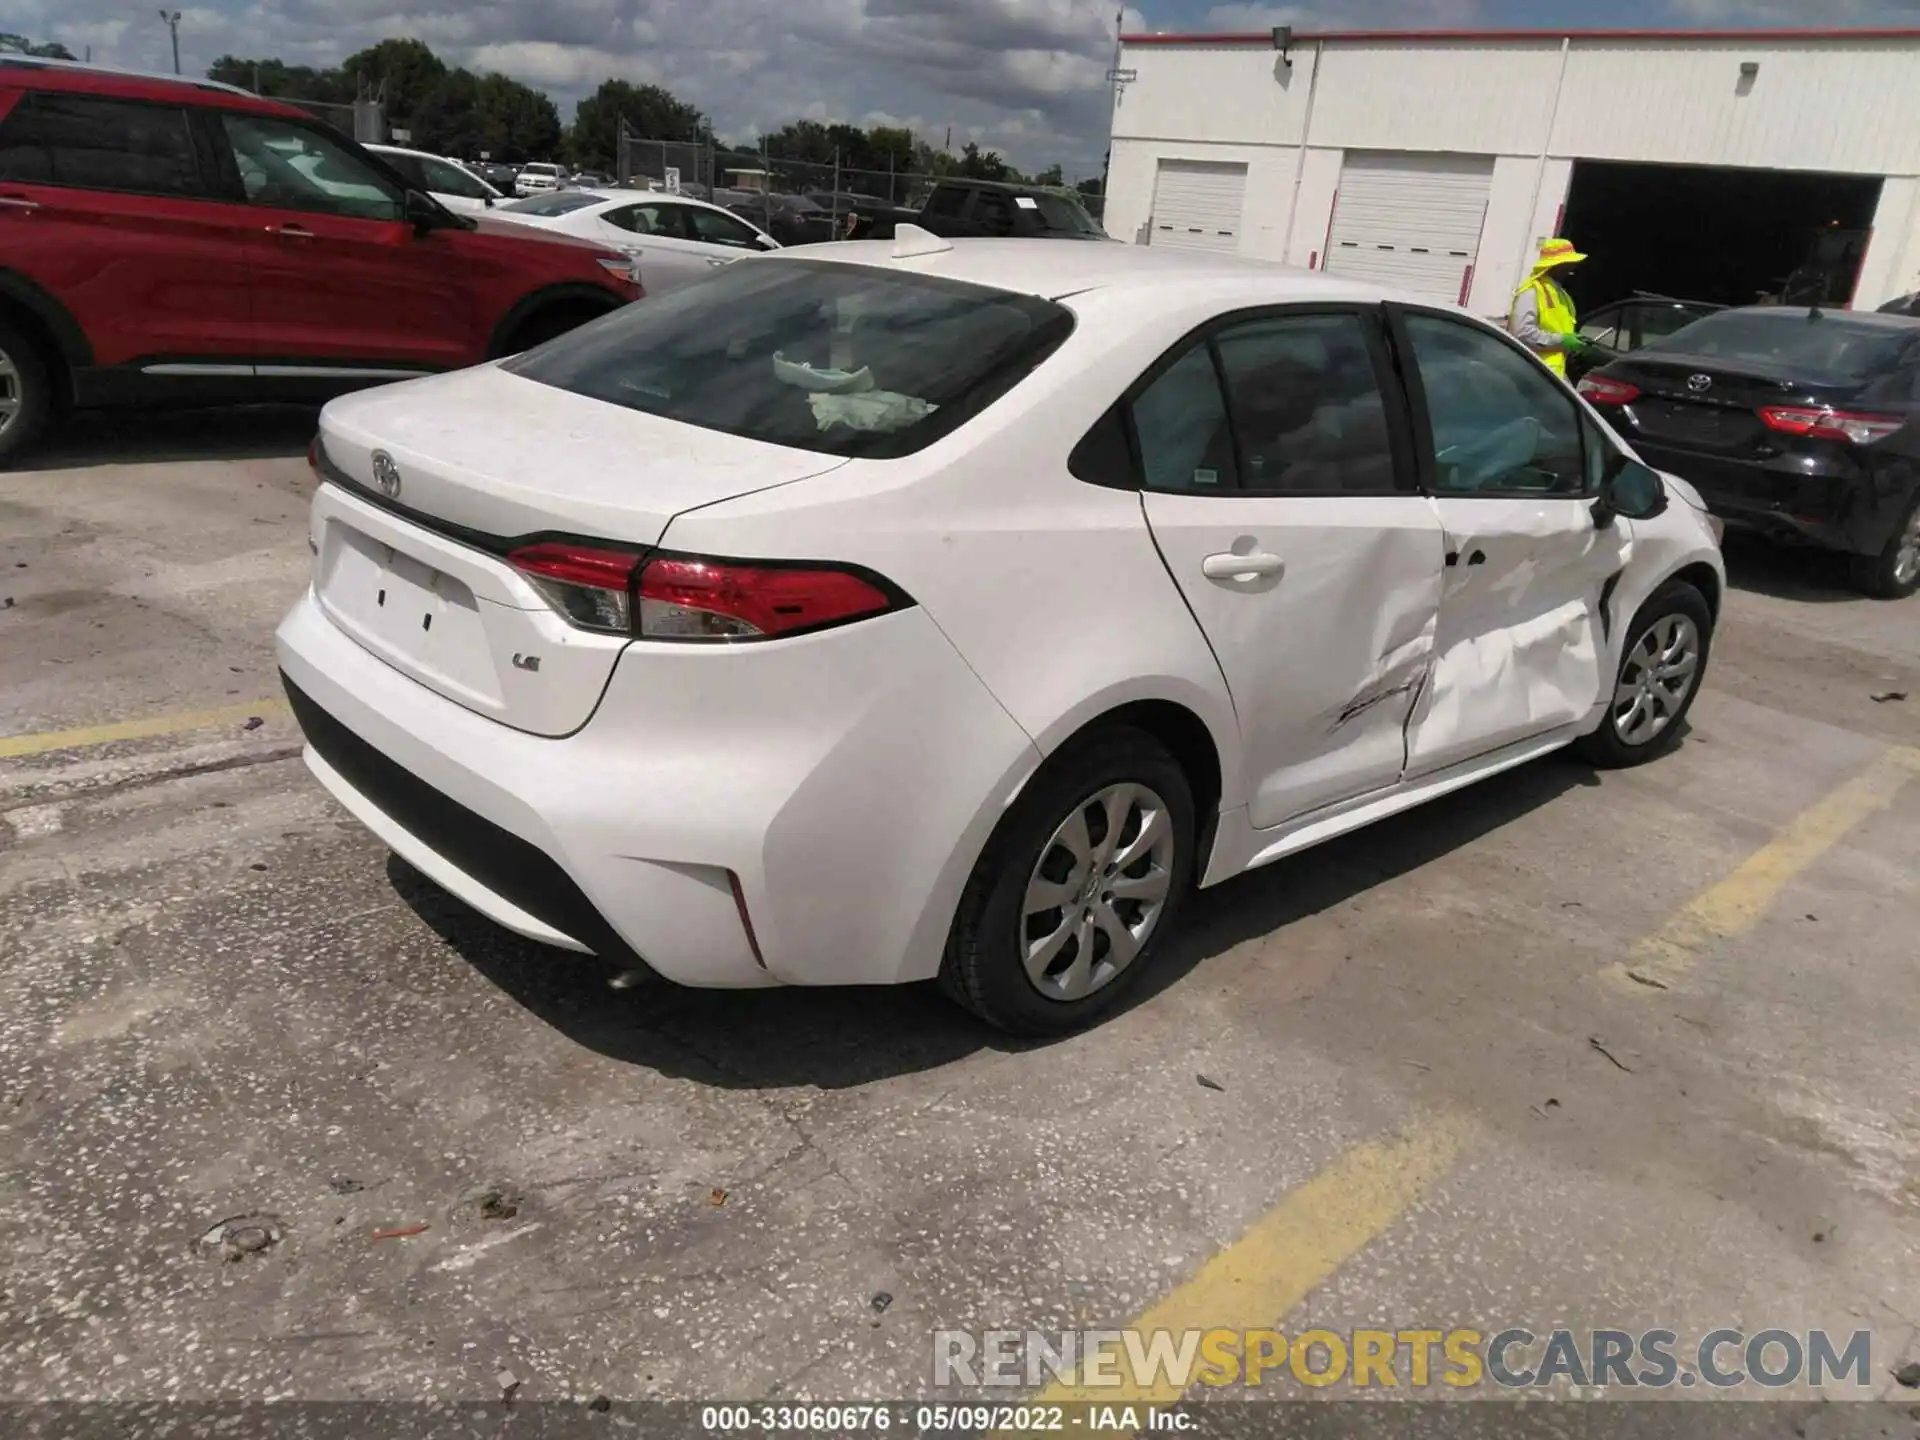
{"left": 1534, "top": 237, "right": 1587, "bottom": 269}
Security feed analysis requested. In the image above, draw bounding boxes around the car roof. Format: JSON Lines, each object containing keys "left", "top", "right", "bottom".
{"left": 779, "top": 236, "right": 1419, "bottom": 305}
{"left": 0, "top": 53, "right": 305, "bottom": 115}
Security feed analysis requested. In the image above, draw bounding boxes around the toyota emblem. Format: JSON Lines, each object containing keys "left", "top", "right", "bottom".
{"left": 1687, "top": 373, "right": 1713, "bottom": 394}
{"left": 370, "top": 450, "right": 402, "bottom": 499}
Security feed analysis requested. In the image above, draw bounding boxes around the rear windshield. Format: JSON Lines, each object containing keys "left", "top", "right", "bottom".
{"left": 503, "top": 258, "right": 1074, "bottom": 458}
{"left": 1642, "top": 309, "right": 1912, "bottom": 380}
{"left": 499, "top": 191, "right": 603, "bottom": 216}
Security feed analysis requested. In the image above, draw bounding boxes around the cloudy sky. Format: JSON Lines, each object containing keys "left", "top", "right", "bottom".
{"left": 15, "top": 0, "right": 1920, "bottom": 175}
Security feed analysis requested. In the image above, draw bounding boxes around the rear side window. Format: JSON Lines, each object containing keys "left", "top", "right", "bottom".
{"left": 1131, "top": 346, "right": 1236, "bottom": 491}
{"left": 503, "top": 258, "right": 1074, "bottom": 459}
{"left": 925, "top": 186, "right": 969, "bottom": 218}
{"left": 1213, "top": 313, "right": 1397, "bottom": 493}
{"left": 0, "top": 94, "right": 205, "bottom": 197}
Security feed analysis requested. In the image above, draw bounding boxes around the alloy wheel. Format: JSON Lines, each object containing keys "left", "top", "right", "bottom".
{"left": 0, "top": 346, "right": 18, "bottom": 439}
{"left": 1020, "top": 782, "right": 1176, "bottom": 1002}
{"left": 1613, "top": 613, "right": 1701, "bottom": 747}
{"left": 1894, "top": 505, "right": 1920, "bottom": 588}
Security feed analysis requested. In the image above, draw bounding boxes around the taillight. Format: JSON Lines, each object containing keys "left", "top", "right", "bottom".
{"left": 509, "top": 543, "right": 641, "bottom": 634}
{"left": 1757, "top": 406, "right": 1904, "bottom": 445}
{"left": 506, "top": 545, "right": 902, "bottom": 642}
{"left": 307, "top": 436, "right": 320, "bottom": 472}
{"left": 1577, "top": 375, "right": 1640, "bottom": 406}
{"left": 638, "top": 557, "right": 895, "bottom": 640}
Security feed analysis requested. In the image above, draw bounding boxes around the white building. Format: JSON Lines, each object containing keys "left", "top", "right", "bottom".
{"left": 1103, "top": 25, "right": 1920, "bottom": 317}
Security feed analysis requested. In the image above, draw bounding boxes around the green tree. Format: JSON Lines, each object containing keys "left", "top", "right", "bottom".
{"left": 472, "top": 72, "right": 562, "bottom": 162}
{"left": 569, "top": 79, "right": 705, "bottom": 170}
{"left": 1032, "top": 163, "right": 1064, "bottom": 188}
{"left": 0, "top": 33, "right": 76, "bottom": 59}
{"left": 207, "top": 55, "right": 353, "bottom": 104}
{"left": 956, "top": 141, "right": 1009, "bottom": 182}
{"left": 339, "top": 38, "right": 446, "bottom": 121}
{"left": 411, "top": 68, "right": 481, "bottom": 156}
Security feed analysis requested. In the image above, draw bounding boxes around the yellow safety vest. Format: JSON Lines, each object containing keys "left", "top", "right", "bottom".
{"left": 1514, "top": 275, "right": 1578, "bottom": 377}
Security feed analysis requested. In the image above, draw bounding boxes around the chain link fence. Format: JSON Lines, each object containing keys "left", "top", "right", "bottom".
{"left": 616, "top": 127, "right": 1104, "bottom": 226}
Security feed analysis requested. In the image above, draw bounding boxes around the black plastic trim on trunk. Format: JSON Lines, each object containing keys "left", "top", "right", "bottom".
{"left": 282, "top": 673, "right": 650, "bottom": 972}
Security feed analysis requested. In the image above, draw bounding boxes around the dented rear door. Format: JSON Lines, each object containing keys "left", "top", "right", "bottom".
{"left": 1137, "top": 305, "right": 1447, "bottom": 830}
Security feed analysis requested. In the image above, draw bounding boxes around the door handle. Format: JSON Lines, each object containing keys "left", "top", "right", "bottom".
{"left": 269, "top": 223, "right": 316, "bottom": 238}
{"left": 1444, "top": 549, "right": 1488, "bottom": 567}
{"left": 0, "top": 195, "right": 40, "bottom": 211}
{"left": 1201, "top": 551, "right": 1285, "bottom": 582}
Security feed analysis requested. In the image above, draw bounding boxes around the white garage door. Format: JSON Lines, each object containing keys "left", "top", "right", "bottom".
{"left": 1324, "top": 152, "right": 1494, "bottom": 303}
{"left": 1149, "top": 159, "right": 1247, "bottom": 254}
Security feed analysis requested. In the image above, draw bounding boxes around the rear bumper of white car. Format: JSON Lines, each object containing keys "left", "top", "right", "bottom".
{"left": 276, "top": 588, "right": 1039, "bottom": 988}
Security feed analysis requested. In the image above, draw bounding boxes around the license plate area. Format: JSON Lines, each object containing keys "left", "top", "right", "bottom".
{"left": 317, "top": 521, "right": 503, "bottom": 709}
{"left": 1631, "top": 400, "right": 1759, "bottom": 450}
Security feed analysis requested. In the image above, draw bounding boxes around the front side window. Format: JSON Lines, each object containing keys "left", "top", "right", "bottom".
{"left": 1403, "top": 313, "right": 1586, "bottom": 496}
{"left": 504, "top": 258, "right": 1073, "bottom": 459}
{"left": 683, "top": 206, "right": 761, "bottom": 249}
{"left": 0, "top": 94, "right": 204, "bottom": 197}
{"left": 1213, "top": 313, "right": 1398, "bottom": 494}
{"left": 221, "top": 115, "right": 402, "bottom": 221}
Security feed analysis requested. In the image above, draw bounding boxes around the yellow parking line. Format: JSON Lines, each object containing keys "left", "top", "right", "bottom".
{"left": 1605, "top": 744, "right": 1920, "bottom": 993}
{"left": 1030, "top": 1116, "right": 1471, "bottom": 1408}
{"left": 0, "top": 698, "right": 289, "bottom": 761}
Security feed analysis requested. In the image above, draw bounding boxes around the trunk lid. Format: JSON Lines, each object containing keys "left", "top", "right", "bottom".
{"left": 311, "top": 365, "right": 848, "bottom": 735}
{"left": 1605, "top": 354, "right": 1864, "bottom": 457}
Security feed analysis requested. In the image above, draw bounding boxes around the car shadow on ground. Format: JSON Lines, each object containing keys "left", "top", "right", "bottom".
{"left": 398, "top": 751, "right": 1602, "bottom": 1091}
{"left": 15, "top": 406, "right": 319, "bottom": 470}
{"left": 1719, "top": 531, "right": 1867, "bottom": 604}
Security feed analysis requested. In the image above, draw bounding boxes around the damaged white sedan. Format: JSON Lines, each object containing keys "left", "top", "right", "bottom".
{"left": 278, "top": 232, "right": 1724, "bottom": 1036}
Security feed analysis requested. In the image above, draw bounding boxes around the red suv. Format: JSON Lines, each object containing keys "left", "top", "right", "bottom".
{"left": 0, "top": 58, "right": 642, "bottom": 463}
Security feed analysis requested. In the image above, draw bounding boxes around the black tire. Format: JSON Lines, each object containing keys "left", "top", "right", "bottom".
{"left": 939, "top": 726, "right": 1196, "bottom": 1037}
{"left": 1573, "top": 580, "right": 1713, "bottom": 769}
{"left": 504, "top": 303, "right": 612, "bottom": 354}
{"left": 1847, "top": 492, "right": 1920, "bottom": 600}
{"left": 0, "top": 319, "right": 54, "bottom": 467}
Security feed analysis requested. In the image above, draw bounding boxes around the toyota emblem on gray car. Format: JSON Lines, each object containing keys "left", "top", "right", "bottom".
{"left": 1687, "top": 373, "right": 1713, "bottom": 393}
{"left": 370, "top": 450, "right": 402, "bottom": 499}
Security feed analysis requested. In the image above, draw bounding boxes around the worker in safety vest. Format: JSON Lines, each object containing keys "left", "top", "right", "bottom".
{"left": 1508, "top": 237, "right": 1592, "bottom": 378}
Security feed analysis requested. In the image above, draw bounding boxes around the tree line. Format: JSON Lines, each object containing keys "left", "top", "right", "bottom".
{"left": 200, "top": 37, "right": 1100, "bottom": 193}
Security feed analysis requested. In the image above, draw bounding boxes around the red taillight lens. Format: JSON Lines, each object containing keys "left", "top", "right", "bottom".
{"left": 508, "top": 543, "right": 642, "bottom": 634}
{"left": 507, "top": 545, "right": 900, "bottom": 641}
{"left": 1757, "top": 406, "right": 1903, "bottom": 445}
{"left": 637, "top": 557, "right": 894, "bottom": 641}
{"left": 1577, "top": 375, "right": 1640, "bottom": 406}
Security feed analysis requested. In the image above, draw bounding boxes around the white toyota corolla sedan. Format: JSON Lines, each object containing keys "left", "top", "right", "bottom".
{"left": 277, "top": 231, "right": 1725, "bottom": 1035}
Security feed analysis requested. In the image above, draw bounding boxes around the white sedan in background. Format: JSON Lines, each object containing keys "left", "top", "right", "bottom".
{"left": 364, "top": 144, "right": 504, "bottom": 215}
{"left": 278, "top": 236, "right": 1724, "bottom": 1036}
{"left": 495, "top": 190, "right": 778, "bottom": 295}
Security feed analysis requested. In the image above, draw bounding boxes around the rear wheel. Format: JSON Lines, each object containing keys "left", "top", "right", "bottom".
{"left": 0, "top": 320, "right": 53, "bottom": 467}
{"left": 940, "top": 727, "right": 1195, "bottom": 1036}
{"left": 1848, "top": 493, "right": 1920, "bottom": 600}
{"left": 501, "top": 302, "right": 613, "bottom": 355}
{"left": 1573, "top": 581, "right": 1712, "bottom": 769}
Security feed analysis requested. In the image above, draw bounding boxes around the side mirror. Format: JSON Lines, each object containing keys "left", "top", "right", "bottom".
{"left": 756, "top": 234, "right": 780, "bottom": 250}
{"left": 1592, "top": 457, "right": 1669, "bottom": 529}
{"left": 403, "top": 189, "right": 443, "bottom": 233}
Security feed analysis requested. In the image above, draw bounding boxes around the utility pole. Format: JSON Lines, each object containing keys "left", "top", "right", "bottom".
{"left": 157, "top": 10, "right": 181, "bottom": 74}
